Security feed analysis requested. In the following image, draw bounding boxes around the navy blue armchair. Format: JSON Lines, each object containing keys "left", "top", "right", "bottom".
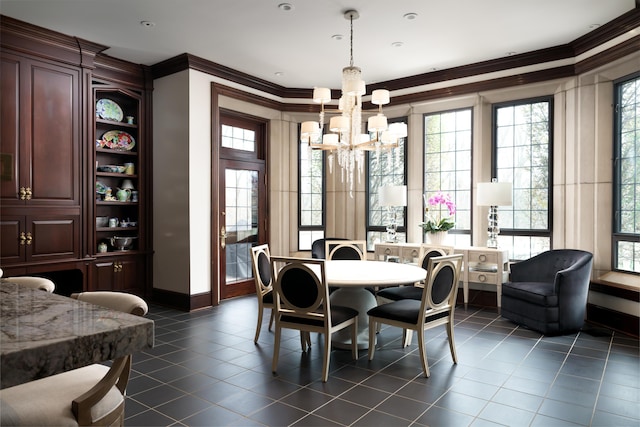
{"left": 501, "top": 249, "right": 593, "bottom": 335}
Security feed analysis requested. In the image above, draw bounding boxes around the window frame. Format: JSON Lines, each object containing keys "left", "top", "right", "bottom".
{"left": 365, "top": 116, "right": 408, "bottom": 250}
{"left": 491, "top": 96, "right": 554, "bottom": 259}
{"left": 423, "top": 107, "right": 474, "bottom": 246}
{"left": 297, "top": 125, "right": 326, "bottom": 251}
{"left": 612, "top": 71, "right": 640, "bottom": 274}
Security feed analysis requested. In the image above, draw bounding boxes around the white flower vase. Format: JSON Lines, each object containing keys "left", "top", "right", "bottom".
{"left": 427, "top": 231, "right": 448, "bottom": 246}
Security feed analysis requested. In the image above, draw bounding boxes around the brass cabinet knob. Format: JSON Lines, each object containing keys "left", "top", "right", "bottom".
{"left": 25, "top": 232, "right": 33, "bottom": 245}
{"left": 25, "top": 187, "right": 32, "bottom": 200}
{"left": 19, "top": 232, "right": 26, "bottom": 245}
{"left": 19, "top": 187, "right": 26, "bottom": 200}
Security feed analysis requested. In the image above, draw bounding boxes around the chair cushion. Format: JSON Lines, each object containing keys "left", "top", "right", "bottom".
{"left": 0, "top": 364, "right": 122, "bottom": 426}
{"left": 367, "top": 300, "right": 448, "bottom": 325}
{"left": 368, "top": 299, "right": 422, "bottom": 323}
{"left": 71, "top": 291, "right": 148, "bottom": 316}
{"left": 8, "top": 276, "right": 55, "bottom": 293}
{"left": 502, "top": 282, "right": 558, "bottom": 307}
{"left": 262, "top": 289, "right": 274, "bottom": 304}
{"left": 377, "top": 286, "right": 423, "bottom": 301}
{"left": 280, "top": 305, "right": 357, "bottom": 328}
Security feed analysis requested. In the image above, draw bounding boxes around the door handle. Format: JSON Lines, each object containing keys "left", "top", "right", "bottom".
{"left": 220, "top": 226, "right": 227, "bottom": 249}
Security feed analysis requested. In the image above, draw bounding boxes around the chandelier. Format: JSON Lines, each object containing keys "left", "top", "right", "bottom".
{"left": 300, "top": 10, "right": 407, "bottom": 196}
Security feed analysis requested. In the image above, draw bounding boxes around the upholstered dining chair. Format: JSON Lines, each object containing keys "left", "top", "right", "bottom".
{"left": 376, "top": 244, "right": 454, "bottom": 302}
{"left": 4, "top": 275, "right": 56, "bottom": 292}
{"left": 325, "top": 240, "right": 367, "bottom": 261}
{"left": 250, "top": 244, "right": 275, "bottom": 343}
{"left": 367, "top": 254, "right": 463, "bottom": 377}
{"left": 0, "top": 291, "right": 149, "bottom": 426}
{"left": 270, "top": 256, "right": 358, "bottom": 382}
{"left": 311, "top": 237, "right": 349, "bottom": 259}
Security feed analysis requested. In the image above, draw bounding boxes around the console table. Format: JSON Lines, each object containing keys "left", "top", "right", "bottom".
{"left": 374, "top": 243, "right": 510, "bottom": 307}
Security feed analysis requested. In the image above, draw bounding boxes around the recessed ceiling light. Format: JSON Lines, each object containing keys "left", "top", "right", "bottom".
{"left": 391, "top": 41, "right": 404, "bottom": 48}
{"left": 332, "top": 34, "right": 344, "bottom": 41}
{"left": 589, "top": 24, "right": 601, "bottom": 29}
{"left": 403, "top": 13, "right": 418, "bottom": 20}
{"left": 506, "top": 51, "right": 517, "bottom": 56}
{"left": 278, "top": 3, "right": 293, "bottom": 11}
{"left": 274, "top": 72, "right": 284, "bottom": 77}
{"left": 140, "top": 21, "right": 155, "bottom": 28}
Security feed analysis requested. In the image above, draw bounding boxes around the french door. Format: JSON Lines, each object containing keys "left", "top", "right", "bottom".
{"left": 217, "top": 112, "right": 267, "bottom": 299}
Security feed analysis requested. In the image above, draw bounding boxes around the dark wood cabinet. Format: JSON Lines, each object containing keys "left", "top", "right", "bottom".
{"left": 90, "top": 255, "right": 144, "bottom": 294}
{"left": 0, "top": 52, "right": 80, "bottom": 207}
{"left": 1, "top": 48, "right": 83, "bottom": 267}
{"left": 92, "top": 86, "right": 144, "bottom": 256}
{"left": 1, "top": 16, "right": 152, "bottom": 297}
{"left": 0, "top": 212, "right": 81, "bottom": 264}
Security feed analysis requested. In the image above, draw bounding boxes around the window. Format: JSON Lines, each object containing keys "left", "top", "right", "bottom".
{"left": 613, "top": 73, "right": 640, "bottom": 273}
{"left": 493, "top": 97, "right": 552, "bottom": 260}
{"left": 221, "top": 124, "right": 255, "bottom": 152}
{"left": 366, "top": 118, "right": 407, "bottom": 250}
{"left": 424, "top": 109, "right": 472, "bottom": 247}
{"left": 298, "top": 140, "right": 325, "bottom": 250}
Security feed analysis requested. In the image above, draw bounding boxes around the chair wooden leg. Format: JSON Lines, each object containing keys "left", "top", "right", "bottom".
{"left": 300, "top": 331, "right": 309, "bottom": 352}
{"left": 403, "top": 329, "right": 413, "bottom": 347}
{"left": 446, "top": 321, "right": 458, "bottom": 364}
{"left": 306, "top": 331, "right": 312, "bottom": 348}
{"left": 254, "top": 305, "right": 264, "bottom": 343}
{"left": 272, "top": 326, "right": 282, "bottom": 374}
{"left": 322, "top": 332, "right": 331, "bottom": 382}
{"left": 417, "top": 329, "right": 430, "bottom": 377}
{"left": 368, "top": 319, "right": 376, "bottom": 361}
{"left": 268, "top": 310, "right": 274, "bottom": 331}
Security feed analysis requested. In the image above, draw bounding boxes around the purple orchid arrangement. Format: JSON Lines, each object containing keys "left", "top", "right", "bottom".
{"left": 420, "top": 191, "right": 456, "bottom": 233}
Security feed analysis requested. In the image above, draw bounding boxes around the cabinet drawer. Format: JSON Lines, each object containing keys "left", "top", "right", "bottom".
{"left": 401, "top": 246, "right": 421, "bottom": 264}
{"left": 468, "top": 270, "right": 498, "bottom": 284}
{"left": 468, "top": 251, "right": 498, "bottom": 264}
{"left": 376, "top": 245, "right": 400, "bottom": 260}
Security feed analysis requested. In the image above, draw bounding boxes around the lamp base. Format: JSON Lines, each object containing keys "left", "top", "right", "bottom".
{"left": 386, "top": 206, "right": 398, "bottom": 242}
{"left": 486, "top": 205, "right": 500, "bottom": 248}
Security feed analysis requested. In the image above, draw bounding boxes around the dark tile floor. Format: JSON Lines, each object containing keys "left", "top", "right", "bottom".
{"left": 124, "top": 297, "right": 639, "bottom": 426}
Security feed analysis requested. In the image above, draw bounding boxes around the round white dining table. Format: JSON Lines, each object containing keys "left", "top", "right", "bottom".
{"left": 325, "top": 260, "right": 427, "bottom": 349}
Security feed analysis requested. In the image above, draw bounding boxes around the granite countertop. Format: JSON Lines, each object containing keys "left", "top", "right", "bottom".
{"left": 0, "top": 281, "right": 154, "bottom": 389}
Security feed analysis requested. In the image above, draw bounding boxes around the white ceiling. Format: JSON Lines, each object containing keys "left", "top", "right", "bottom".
{"left": 1, "top": 0, "right": 635, "bottom": 89}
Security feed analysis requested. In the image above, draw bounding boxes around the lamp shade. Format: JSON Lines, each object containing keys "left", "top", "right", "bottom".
{"left": 371, "top": 89, "right": 390, "bottom": 105}
{"left": 301, "top": 121, "right": 319, "bottom": 136}
{"left": 379, "top": 185, "right": 407, "bottom": 207}
{"left": 313, "top": 87, "right": 331, "bottom": 104}
{"left": 368, "top": 114, "right": 388, "bottom": 132}
{"left": 477, "top": 181, "right": 513, "bottom": 206}
{"left": 330, "top": 116, "right": 349, "bottom": 132}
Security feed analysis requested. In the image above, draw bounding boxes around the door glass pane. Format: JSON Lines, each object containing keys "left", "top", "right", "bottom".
{"left": 225, "top": 168, "right": 258, "bottom": 283}
{"left": 221, "top": 124, "right": 255, "bottom": 152}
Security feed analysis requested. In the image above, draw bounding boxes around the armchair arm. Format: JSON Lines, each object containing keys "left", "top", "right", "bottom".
{"left": 555, "top": 253, "right": 593, "bottom": 298}
{"left": 509, "top": 255, "right": 555, "bottom": 283}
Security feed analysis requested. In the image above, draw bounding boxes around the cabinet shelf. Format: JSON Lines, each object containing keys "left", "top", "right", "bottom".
{"left": 96, "top": 118, "right": 137, "bottom": 129}
{"left": 96, "top": 172, "right": 138, "bottom": 179}
{"left": 96, "top": 148, "right": 138, "bottom": 156}
{"left": 96, "top": 227, "right": 138, "bottom": 232}
{"left": 96, "top": 201, "right": 138, "bottom": 206}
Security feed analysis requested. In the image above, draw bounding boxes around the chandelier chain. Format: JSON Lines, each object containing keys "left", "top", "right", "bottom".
{"left": 349, "top": 13, "right": 354, "bottom": 67}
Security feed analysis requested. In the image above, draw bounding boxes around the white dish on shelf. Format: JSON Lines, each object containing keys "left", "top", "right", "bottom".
{"left": 96, "top": 98, "right": 124, "bottom": 122}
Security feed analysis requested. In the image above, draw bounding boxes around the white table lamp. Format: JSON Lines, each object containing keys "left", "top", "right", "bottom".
{"left": 477, "top": 179, "right": 512, "bottom": 248}
{"left": 379, "top": 185, "right": 407, "bottom": 242}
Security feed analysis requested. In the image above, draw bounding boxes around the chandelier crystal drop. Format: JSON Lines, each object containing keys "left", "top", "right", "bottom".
{"left": 300, "top": 10, "right": 407, "bottom": 197}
